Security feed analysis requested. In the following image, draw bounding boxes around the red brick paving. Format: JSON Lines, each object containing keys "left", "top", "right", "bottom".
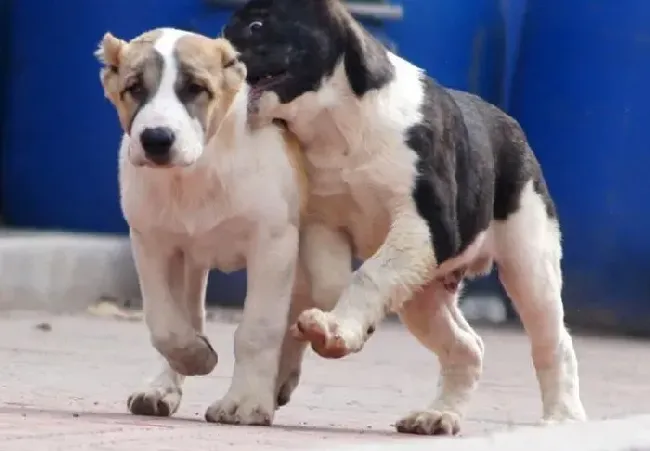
{"left": 0, "top": 313, "right": 647, "bottom": 450}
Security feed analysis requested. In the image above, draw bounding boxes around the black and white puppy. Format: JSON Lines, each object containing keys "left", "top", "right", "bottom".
{"left": 224, "top": 0, "right": 587, "bottom": 435}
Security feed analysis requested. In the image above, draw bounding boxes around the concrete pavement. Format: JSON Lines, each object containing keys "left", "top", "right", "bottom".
{"left": 332, "top": 416, "right": 650, "bottom": 451}
{"left": 0, "top": 312, "right": 648, "bottom": 450}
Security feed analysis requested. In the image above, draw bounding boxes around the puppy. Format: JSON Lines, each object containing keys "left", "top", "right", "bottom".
{"left": 96, "top": 27, "right": 308, "bottom": 425}
{"left": 224, "top": 0, "right": 587, "bottom": 435}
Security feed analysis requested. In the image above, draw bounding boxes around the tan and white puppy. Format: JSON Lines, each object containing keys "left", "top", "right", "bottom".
{"left": 96, "top": 27, "right": 307, "bottom": 425}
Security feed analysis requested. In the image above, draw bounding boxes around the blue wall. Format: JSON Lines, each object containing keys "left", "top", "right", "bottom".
{"left": 9, "top": 0, "right": 647, "bottom": 327}
{"left": 2, "top": 0, "right": 233, "bottom": 233}
{"left": 510, "top": 0, "right": 650, "bottom": 332}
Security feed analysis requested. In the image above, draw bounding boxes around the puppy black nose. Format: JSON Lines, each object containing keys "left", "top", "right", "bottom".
{"left": 140, "top": 127, "right": 175, "bottom": 160}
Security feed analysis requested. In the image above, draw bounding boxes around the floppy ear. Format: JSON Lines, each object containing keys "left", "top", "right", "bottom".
{"left": 214, "top": 38, "right": 246, "bottom": 92}
{"left": 95, "top": 32, "right": 127, "bottom": 68}
{"left": 95, "top": 32, "right": 128, "bottom": 100}
{"left": 205, "top": 39, "right": 247, "bottom": 141}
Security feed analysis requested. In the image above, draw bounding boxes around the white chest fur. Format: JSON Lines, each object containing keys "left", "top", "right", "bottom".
{"left": 119, "top": 125, "right": 296, "bottom": 272}
{"left": 273, "top": 55, "right": 424, "bottom": 259}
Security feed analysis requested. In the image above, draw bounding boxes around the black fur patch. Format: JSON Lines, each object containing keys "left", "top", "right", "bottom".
{"left": 407, "top": 77, "right": 493, "bottom": 263}
{"left": 343, "top": 25, "right": 394, "bottom": 96}
{"left": 223, "top": 0, "right": 395, "bottom": 103}
{"left": 445, "top": 90, "right": 556, "bottom": 221}
{"left": 492, "top": 136, "right": 557, "bottom": 220}
{"left": 407, "top": 77, "right": 556, "bottom": 263}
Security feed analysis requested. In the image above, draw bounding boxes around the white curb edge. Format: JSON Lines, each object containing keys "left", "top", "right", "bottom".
{"left": 327, "top": 415, "right": 650, "bottom": 451}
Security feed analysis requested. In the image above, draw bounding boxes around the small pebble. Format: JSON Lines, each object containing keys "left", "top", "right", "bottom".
{"left": 35, "top": 322, "right": 52, "bottom": 332}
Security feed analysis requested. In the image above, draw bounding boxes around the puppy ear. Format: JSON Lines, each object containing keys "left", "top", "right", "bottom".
{"left": 214, "top": 38, "right": 246, "bottom": 91}
{"left": 213, "top": 38, "right": 239, "bottom": 68}
{"left": 95, "top": 32, "right": 127, "bottom": 101}
{"left": 95, "top": 32, "right": 127, "bottom": 69}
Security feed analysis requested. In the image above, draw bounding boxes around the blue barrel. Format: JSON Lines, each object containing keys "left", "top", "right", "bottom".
{"left": 385, "top": 0, "right": 506, "bottom": 106}
{"left": 499, "top": 0, "right": 528, "bottom": 111}
{"left": 0, "top": 0, "right": 11, "bottom": 215}
{"left": 3, "top": 0, "right": 233, "bottom": 233}
{"left": 510, "top": 1, "right": 650, "bottom": 332}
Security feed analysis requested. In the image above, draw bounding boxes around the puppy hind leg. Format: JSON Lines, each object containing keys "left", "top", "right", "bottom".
{"left": 277, "top": 224, "right": 352, "bottom": 406}
{"left": 275, "top": 289, "right": 311, "bottom": 408}
{"left": 300, "top": 222, "right": 353, "bottom": 311}
{"left": 494, "top": 182, "right": 586, "bottom": 423}
{"left": 396, "top": 281, "right": 484, "bottom": 436}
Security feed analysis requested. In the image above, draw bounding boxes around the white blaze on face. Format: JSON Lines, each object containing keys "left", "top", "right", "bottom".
{"left": 129, "top": 28, "right": 205, "bottom": 167}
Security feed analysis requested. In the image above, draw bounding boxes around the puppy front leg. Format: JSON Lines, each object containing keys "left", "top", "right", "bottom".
{"left": 131, "top": 230, "right": 218, "bottom": 376}
{"left": 127, "top": 358, "right": 185, "bottom": 417}
{"left": 294, "top": 207, "right": 435, "bottom": 358}
{"left": 205, "top": 224, "right": 299, "bottom": 426}
{"left": 127, "top": 231, "right": 213, "bottom": 417}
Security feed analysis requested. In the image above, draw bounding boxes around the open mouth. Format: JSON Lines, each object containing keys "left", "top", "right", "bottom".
{"left": 249, "top": 71, "right": 289, "bottom": 92}
{"left": 247, "top": 71, "right": 290, "bottom": 116}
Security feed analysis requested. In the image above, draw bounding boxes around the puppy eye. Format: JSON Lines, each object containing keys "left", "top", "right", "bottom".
{"left": 127, "top": 82, "right": 144, "bottom": 95}
{"left": 223, "top": 58, "right": 238, "bottom": 69}
{"left": 122, "top": 78, "right": 145, "bottom": 99}
{"left": 181, "top": 80, "right": 211, "bottom": 100}
{"left": 248, "top": 21, "right": 263, "bottom": 32}
{"left": 187, "top": 82, "right": 206, "bottom": 96}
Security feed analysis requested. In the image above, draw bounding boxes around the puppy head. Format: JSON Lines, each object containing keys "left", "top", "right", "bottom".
{"left": 223, "top": 0, "right": 348, "bottom": 111}
{"left": 96, "top": 28, "right": 246, "bottom": 168}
